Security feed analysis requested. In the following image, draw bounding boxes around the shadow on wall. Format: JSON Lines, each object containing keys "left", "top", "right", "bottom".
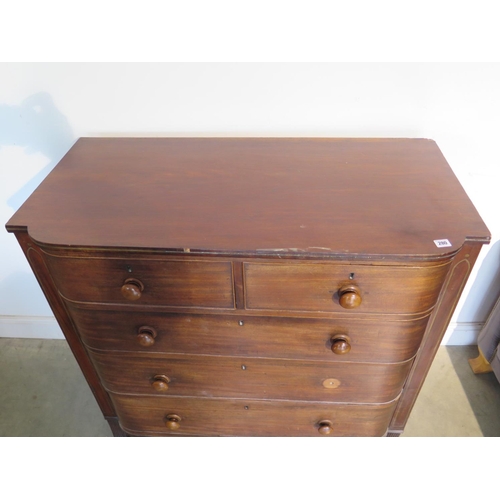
{"left": 0, "top": 92, "right": 74, "bottom": 209}
{"left": 0, "top": 93, "right": 74, "bottom": 319}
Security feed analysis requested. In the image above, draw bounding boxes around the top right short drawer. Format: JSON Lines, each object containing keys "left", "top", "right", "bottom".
{"left": 243, "top": 260, "right": 451, "bottom": 315}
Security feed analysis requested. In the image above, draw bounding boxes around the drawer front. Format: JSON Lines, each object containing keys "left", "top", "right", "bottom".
{"left": 69, "top": 306, "right": 429, "bottom": 363}
{"left": 110, "top": 394, "right": 398, "bottom": 436}
{"left": 89, "top": 350, "right": 412, "bottom": 404}
{"left": 244, "top": 261, "right": 450, "bottom": 314}
{"left": 42, "top": 252, "right": 234, "bottom": 309}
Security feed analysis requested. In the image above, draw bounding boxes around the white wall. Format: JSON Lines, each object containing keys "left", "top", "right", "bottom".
{"left": 1, "top": 63, "right": 499, "bottom": 343}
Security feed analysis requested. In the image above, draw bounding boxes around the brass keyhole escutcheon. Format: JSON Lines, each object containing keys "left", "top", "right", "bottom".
{"left": 322, "top": 378, "right": 341, "bottom": 389}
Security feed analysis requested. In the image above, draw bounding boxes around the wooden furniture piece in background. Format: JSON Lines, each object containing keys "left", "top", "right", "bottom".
{"left": 469, "top": 286, "right": 500, "bottom": 379}
{"left": 469, "top": 348, "right": 493, "bottom": 374}
{"left": 6, "top": 138, "right": 490, "bottom": 436}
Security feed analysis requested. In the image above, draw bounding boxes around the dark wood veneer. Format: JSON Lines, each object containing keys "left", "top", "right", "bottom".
{"left": 8, "top": 138, "right": 489, "bottom": 257}
{"left": 388, "top": 242, "right": 483, "bottom": 433}
{"left": 42, "top": 252, "right": 235, "bottom": 309}
{"left": 88, "top": 349, "right": 413, "bottom": 404}
{"left": 66, "top": 306, "right": 431, "bottom": 364}
{"left": 6, "top": 138, "right": 490, "bottom": 437}
{"left": 110, "top": 394, "right": 399, "bottom": 437}
{"left": 16, "top": 234, "right": 116, "bottom": 419}
{"left": 244, "top": 260, "right": 450, "bottom": 314}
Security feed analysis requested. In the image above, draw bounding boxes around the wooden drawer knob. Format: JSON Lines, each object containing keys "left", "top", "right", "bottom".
{"left": 331, "top": 334, "right": 351, "bottom": 355}
{"left": 152, "top": 375, "right": 170, "bottom": 392}
{"left": 137, "top": 326, "right": 157, "bottom": 347}
{"left": 338, "top": 284, "right": 362, "bottom": 309}
{"left": 165, "top": 414, "right": 181, "bottom": 430}
{"left": 121, "top": 278, "right": 144, "bottom": 301}
{"left": 318, "top": 420, "right": 333, "bottom": 435}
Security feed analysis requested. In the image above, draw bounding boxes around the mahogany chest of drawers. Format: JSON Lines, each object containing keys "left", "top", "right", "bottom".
{"left": 6, "top": 138, "right": 490, "bottom": 437}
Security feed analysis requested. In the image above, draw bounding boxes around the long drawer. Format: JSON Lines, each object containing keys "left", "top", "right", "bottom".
{"left": 42, "top": 251, "right": 235, "bottom": 308}
{"left": 69, "top": 305, "right": 429, "bottom": 363}
{"left": 88, "top": 349, "right": 413, "bottom": 404}
{"left": 110, "top": 394, "right": 399, "bottom": 437}
{"left": 244, "top": 261, "right": 450, "bottom": 314}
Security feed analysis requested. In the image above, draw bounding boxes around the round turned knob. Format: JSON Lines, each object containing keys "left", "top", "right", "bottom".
{"left": 165, "top": 414, "right": 181, "bottom": 430}
{"left": 151, "top": 375, "right": 170, "bottom": 392}
{"left": 331, "top": 334, "right": 351, "bottom": 355}
{"left": 338, "top": 284, "right": 362, "bottom": 309}
{"left": 121, "top": 278, "right": 144, "bottom": 301}
{"left": 318, "top": 420, "right": 333, "bottom": 435}
{"left": 137, "top": 326, "right": 157, "bottom": 347}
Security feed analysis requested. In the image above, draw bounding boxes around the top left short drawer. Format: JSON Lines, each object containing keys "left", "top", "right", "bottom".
{"left": 41, "top": 251, "right": 235, "bottom": 309}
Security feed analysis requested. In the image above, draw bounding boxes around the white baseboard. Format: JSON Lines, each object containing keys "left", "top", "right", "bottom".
{"left": 0, "top": 315, "right": 64, "bottom": 339}
{"left": 0, "top": 315, "right": 484, "bottom": 345}
{"left": 442, "top": 322, "right": 483, "bottom": 346}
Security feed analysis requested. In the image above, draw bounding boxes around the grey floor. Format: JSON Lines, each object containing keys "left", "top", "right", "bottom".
{"left": 1, "top": 338, "right": 499, "bottom": 437}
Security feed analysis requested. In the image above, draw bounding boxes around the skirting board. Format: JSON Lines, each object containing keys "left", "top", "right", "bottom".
{"left": 0, "top": 315, "right": 64, "bottom": 339}
{"left": 0, "top": 315, "right": 484, "bottom": 345}
{"left": 442, "top": 321, "right": 483, "bottom": 346}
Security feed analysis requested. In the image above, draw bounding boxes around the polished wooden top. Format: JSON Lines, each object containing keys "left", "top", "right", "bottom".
{"left": 6, "top": 138, "right": 490, "bottom": 258}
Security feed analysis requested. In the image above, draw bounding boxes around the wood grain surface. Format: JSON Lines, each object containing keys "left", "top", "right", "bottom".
{"left": 5, "top": 138, "right": 490, "bottom": 437}
{"left": 88, "top": 349, "right": 413, "bottom": 404}
{"left": 67, "top": 306, "right": 430, "bottom": 363}
{"left": 6, "top": 138, "right": 490, "bottom": 258}
{"left": 110, "top": 394, "right": 399, "bottom": 437}
{"left": 42, "top": 252, "right": 235, "bottom": 308}
{"left": 244, "top": 260, "right": 450, "bottom": 314}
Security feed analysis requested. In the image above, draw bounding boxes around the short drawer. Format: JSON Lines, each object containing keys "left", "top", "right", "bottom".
{"left": 88, "top": 350, "right": 412, "bottom": 404}
{"left": 110, "top": 394, "right": 398, "bottom": 436}
{"left": 42, "top": 251, "right": 234, "bottom": 309}
{"left": 244, "top": 261, "right": 450, "bottom": 314}
{"left": 69, "top": 305, "right": 429, "bottom": 363}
